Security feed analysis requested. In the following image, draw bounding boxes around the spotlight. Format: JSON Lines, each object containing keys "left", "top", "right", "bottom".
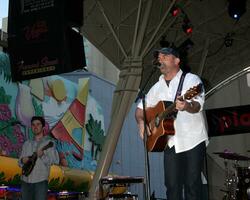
{"left": 182, "top": 17, "right": 193, "bottom": 34}
{"left": 171, "top": 6, "right": 181, "bottom": 17}
{"left": 228, "top": 0, "right": 246, "bottom": 20}
{"left": 182, "top": 24, "right": 193, "bottom": 34}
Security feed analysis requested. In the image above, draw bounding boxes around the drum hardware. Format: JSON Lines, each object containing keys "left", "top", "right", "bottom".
{"left": 236, "top": 166, "right": 250, "bottom": 200}
{"left": 213, "top": 151, "right": 250, "bottom": 200}
{"left": 225, "top": 160, "right": 238, "bottom": 200}
{"left": 218, "top": 158, "right": 238, "bottom": 200}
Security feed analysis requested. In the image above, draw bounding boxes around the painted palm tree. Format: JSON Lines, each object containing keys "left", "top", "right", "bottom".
{"left": 86, "top": 114, "right": 105, "bottom": 160}
{"left": 0, "top": 52, "right": 12, "bottom": 83}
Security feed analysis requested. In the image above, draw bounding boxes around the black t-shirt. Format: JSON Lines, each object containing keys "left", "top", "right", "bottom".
{"left": 165, "top": 80, "right": 171, "bottom": 86}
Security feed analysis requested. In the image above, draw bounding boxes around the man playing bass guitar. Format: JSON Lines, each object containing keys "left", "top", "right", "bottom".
{"left": 18, "top": 116, "right": 59, "bottom": 200}
{"left": 135, "top": 47, "right": 208, "bottom": 200}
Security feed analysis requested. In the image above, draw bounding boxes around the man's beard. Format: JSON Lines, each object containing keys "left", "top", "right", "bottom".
{"left": 160, "top": 64, "right": 171, "bottom": 74}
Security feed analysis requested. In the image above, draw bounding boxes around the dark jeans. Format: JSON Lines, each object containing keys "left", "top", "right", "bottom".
{"left": 164, "top": 142, "right": 206, "bottom": 200}
{"left": 21, "top": 180, "right": 48, "bottom": 200}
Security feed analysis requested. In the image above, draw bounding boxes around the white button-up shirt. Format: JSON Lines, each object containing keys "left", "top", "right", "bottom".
{"left": 138, "top": 70, "right": 208, "bottom": 153}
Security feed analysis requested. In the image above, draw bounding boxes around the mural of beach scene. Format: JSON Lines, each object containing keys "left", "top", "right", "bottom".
{"left": 0, "top": 51, "right": 116, "bottom": 194}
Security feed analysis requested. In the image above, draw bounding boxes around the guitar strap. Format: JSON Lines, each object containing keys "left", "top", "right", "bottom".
{"left": 174, "top": 72, "right": 186, "bottom": 101}
{"left": 173, "top": 72, "right": 187, "bottom": 116}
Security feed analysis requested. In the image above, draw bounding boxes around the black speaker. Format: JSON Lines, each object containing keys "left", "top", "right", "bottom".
{"left": 8, "top": 0, "right": 85, "bottom": 81}
{"left": 65, "top": 0, "right": 84, "bottom": 27}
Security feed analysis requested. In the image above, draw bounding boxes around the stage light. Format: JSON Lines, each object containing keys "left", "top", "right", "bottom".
{"left": 228, "top": 0, "right": 246, "bottom": 20}
{"left": 171, "top": 6, "right": 181, "bottom": 17}
{"left": 182, "top": 25, "right": 193, "bottom": 34}
{"left": 182, "top": 23, "right": 193, "bottom": 34}
{"left": 182, "top": 17, "right": 193, "bottom": 34}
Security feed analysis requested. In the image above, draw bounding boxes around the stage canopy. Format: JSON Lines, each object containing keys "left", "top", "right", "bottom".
{"left": 83, "top": 0, "right": 250, "bottom": 92}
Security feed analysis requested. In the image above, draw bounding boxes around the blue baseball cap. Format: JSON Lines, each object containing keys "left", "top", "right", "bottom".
{"left": 154, "top": 47, "right": 180, "bottom": 58}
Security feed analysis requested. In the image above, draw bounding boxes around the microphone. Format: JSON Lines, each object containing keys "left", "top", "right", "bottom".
{"left": 152, "top": 58, "right": 161, "bottom": 68}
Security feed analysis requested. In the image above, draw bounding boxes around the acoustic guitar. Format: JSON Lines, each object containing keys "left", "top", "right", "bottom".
{"left": 22, "top": 141, "right": 54, "bottom": 176}
{"left": 145, "top": 83, "right": 203, "bottom": 152}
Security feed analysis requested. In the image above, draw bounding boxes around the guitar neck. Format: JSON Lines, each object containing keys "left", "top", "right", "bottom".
{"left": 41, "top": 141, "right": 53, "bottom": 151}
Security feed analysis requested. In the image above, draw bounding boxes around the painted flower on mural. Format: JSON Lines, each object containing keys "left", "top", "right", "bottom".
{"left": 0, "top": 104, "right": 11, "bottom": 121}
{"left": 13, "top": 125, "right": 25, "bottom": 146}
{"left": 0, "top": 135, "right": 12, "bottom": 155}
{"left": 0, "top": 125, "right": 24, "bottom": 157}
{"left": 0, "top": 86, "right": 25, "bottom": 157}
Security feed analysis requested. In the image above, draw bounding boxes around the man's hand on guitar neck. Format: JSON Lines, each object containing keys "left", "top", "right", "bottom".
{"left": 176, "top": 98, "right": 201, "bottom": 113}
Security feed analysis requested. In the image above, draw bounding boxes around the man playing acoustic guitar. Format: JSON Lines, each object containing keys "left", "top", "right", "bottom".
{"left": 18, "top": 116, "right": 59, "bottom": 200}
{"left": 135, "top": 47, "right": 208, "bottom": 200}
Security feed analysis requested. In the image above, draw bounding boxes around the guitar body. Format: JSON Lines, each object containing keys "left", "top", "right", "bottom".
{"left": 145, "top": 84, "right": 202, "bottom": 152}
{"left": 146, "top": 101, "right": 175, "bottom": 152}
{"left": 22, "top": 153, "right": 37, "bottom": 176}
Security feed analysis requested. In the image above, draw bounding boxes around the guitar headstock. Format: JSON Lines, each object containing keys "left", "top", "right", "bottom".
{"left": 184, "top": 83, "right": 203, "bottom": 100}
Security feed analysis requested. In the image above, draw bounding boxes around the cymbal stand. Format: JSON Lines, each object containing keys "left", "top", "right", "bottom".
{"left": 223, "top": 159, "right": 230, "bottom": 199}
{"left": 223, "top": 159, "right": 238, "bottom": 200}
{"left": 229, "top": 160, "right": 239, "bottom": 199}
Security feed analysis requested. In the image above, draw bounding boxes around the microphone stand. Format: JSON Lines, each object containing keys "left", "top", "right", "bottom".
{"left": 135, "top": 66, "right": 158, "bottom": 200}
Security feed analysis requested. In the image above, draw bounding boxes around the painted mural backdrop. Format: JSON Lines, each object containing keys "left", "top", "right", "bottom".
{"left": 0, "top": 52, "right": 106, "bottom": 191}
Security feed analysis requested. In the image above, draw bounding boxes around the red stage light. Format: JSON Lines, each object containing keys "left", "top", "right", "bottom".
{"left": 182, "top": 19, "right": 193, "bottom": 35}
{"left": 185, "top": 27, "right": 193, "bottom": 34}
{"left": 171, "top": 7, "right": 180, "bottom": 16}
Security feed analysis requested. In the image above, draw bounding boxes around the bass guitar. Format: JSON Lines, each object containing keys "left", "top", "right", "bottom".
{"left": 145, "top": 83, "right": 203, "bottom": 152}
{"left": 22, "top": 141, "right": 54, "bottom": 176}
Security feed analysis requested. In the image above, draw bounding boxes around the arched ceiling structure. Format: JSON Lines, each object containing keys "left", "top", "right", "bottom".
{"left": 83, "top": 0, "right": 250, "bottom": 92}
